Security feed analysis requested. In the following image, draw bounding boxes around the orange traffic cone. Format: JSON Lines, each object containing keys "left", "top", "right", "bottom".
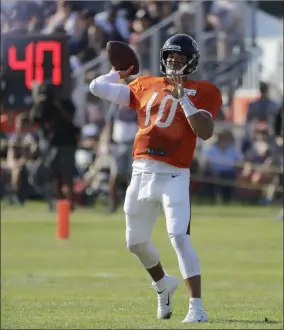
{"left": 56, "top": 200, "right": 70, "bottom": 239}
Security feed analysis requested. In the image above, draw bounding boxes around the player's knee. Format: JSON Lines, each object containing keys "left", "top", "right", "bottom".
{"left": 169, "top": 233, "right": 198, "bottom": 259}
{"left": 126, "top": 241, "right": 160, "bottom": 269}
{"left": 169, "top": 233, "right": 190, "bottom": 250}
{"left": 169, "top": 233, "right": 200, "bottom": 278}
{"left": 127, "top": 241, "right": 150, "bottom": 255}
{"left": 127, "top": 242, "right": 143, "bottom": 254}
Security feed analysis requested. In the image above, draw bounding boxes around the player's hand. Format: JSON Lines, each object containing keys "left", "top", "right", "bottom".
{"left": 163, "top": 74, "right": 184, "bottom": 98}
{"left": 113, "top": 66, "right": 134, "bottom": 79}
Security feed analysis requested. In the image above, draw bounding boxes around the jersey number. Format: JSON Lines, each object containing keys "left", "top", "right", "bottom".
{"left": 145, "top": 93, "right": 178, "bottom": 128}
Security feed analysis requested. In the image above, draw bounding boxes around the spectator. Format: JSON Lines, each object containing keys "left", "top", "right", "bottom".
{"left": 274, "top": 102, "right": 283, "bottom": 139}
{"left": 43, "top": 0, "right": 78, "bottom": 36}
{"left": 129, "top": 9, "right": 154, "bottom": 72}
{"left": 1, "top": 9, "right": 10, "bottom": 34}
{"left": 94, "top": 3, "right": 130, "bottom": 42}
{"left": 69, "top": 11, "right": 88, "bottom": 56}
{"left": 3, "top": 113, "right": 34, "bottom": 204}
{"left": 273, "top": 103, "right": 283, "bottom": 187}
{"left": 105, "top": 101, "right": 137, "bottom": 212}
{"left": 246, "top": 82, "right": 279, "bottom": 134}
{"left": 83, "top": 124, "right": 113, "bottom": 196}
{"left": 147, "top": 1, "right": 173, "bottom": 24}
{"left": 130, "top": 9, "right": 153, "bottom": 40}
{"left": 208, "top": 0, "right": 244, "bottom": 59}
{"left": 273, "top": 103, "right": 283, "bottom": 218}
{"left": 30, "top": 82, "right": 80, "bottom": 210}
{"left": 6, "top": 1, "right": 31, "bottom": 34}
{"left": 239, "top": 124, "right": 281, "bottom": 203}
{"left": 81, "top": 9, "right": 95, "bottom": 30}
{"left": 60, "top": 0, "right": 78, "bottom": 36}
{"left": 115, "top": 1, "right": 138, "bottom": 22}
{"left": 203, "top": 129, "right": 243, "bottom": 203}
{"left": 26, "top": 1, "right": 43, "bottom": 32}
{"left": 78, "top": 22, "right": 108, "bottom": 65}
{"left": 168, "top": 11, "right": 194, "bottom": 37}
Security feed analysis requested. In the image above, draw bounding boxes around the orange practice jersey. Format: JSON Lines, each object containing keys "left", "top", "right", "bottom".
{"left": 128, "top": 76, "right": 222, "bottom": 168}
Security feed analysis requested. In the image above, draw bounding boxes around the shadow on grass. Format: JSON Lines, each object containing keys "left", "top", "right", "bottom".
{"left": 220, "top": 319, "right": 282, "bottom": 324}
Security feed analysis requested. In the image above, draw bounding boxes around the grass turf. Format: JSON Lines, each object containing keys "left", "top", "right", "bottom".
{"left": 1, "top": 203, "right": 283, "bottom": 329}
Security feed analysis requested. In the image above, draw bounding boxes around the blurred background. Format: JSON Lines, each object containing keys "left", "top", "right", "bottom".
{"left": 0, "top": 0, "right": 283, "bottom": 213}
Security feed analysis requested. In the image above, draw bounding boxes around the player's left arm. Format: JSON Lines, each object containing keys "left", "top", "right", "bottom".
{"left": 180, "top": 83, "right": 222, "bottom": 140}
{"left": 164, "top": 77, "right": 222, "bottom": 140}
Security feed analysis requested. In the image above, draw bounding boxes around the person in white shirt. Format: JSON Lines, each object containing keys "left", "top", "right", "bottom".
{"left": 105, "top": 102, "right": 137, "bottom": 212}
{"left": 204, "top": 129, "right": 243, "bottom": 203}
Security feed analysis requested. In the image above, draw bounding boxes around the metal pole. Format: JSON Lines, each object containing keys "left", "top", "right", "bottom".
{"left": 194, "top": 0, "right": 204, "bottom": 77}
{"left": 151, "top": 30, "right": 160, "bottom": 77}
{"left": 251, "top": 0, "right": 260, "bottom": 87}
{"left": 251, "top": 0, "right": 258, "bottom": 48}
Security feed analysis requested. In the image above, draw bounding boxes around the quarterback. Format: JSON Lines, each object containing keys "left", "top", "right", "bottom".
{"left": 90, "top": 34, "right": 222, "bottom": 323}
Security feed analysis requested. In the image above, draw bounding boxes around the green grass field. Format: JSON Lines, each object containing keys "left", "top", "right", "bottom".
{"left": 1, "top": 203, "right": 283, "bottom": 329}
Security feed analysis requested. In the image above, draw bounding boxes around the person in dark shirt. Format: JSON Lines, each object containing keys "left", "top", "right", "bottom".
{"left": 246, "top": 82, "right": 279, "bottom": 133}
{"left": 30, "top": 83, "right": 79, "bottom": 210}
{"left": 274, "top": 102, "right": 283, "bottom": 138}
{"left": 273, "top": 102, "right": 283, "bottom": 221}
{"left": 49, "top": 99, "right": 79, "bottom": 210}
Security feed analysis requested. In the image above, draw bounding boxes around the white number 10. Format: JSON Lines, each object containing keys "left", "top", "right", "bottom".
{"left": 145, "top": 93, "right": 178, "bottom": 128}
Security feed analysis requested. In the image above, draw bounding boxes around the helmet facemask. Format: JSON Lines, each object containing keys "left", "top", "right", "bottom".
{"left": 164, "top": 52, "right": 188, "bottom": 76}
{"left": 160, "top": 49, "right": 199, "bottom": 77}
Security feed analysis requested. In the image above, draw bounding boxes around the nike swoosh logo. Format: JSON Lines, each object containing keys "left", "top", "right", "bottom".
{"left": 157, "top": 288, "right": 166, "bottom": 294}
{"left": 172, "top": 174, "right": 180, "bottom": 178}
{"left": 165, "top": 293, "right": 170, "bottom": 306}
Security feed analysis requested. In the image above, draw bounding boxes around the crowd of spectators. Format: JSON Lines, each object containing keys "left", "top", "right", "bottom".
{"left": 197, "top": 81, "right": 283, "bottom": 205}
{"left": 1, "top": 80, "right": 282, "bottom": 210}
{"left": 1, "top": 1, "right": 178, "bottom": 69}
{"left": 0, "top": 1, "right": 282, "bottom": 210}
{"left": 1, "top": 0, "right": 245, "bottom": 72}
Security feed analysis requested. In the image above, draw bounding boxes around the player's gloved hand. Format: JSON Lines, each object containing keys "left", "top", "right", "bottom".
{"left": 163, "top": 74, "right": 184, "bottom": 99}
{"left": 113, "top": 66, "right": 134, "bottom": 79}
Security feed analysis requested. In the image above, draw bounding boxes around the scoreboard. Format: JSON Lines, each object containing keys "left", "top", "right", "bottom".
{"left": 1, "top": 33, "right": 71, "bottom": 110}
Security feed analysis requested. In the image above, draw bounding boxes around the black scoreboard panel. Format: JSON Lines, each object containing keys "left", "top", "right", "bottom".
{"left": 1, "top": 33, "right": 71, "bottom": 110}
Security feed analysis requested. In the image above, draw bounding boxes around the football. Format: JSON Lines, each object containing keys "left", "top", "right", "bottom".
{"left": 106, "top": 41, "right": 140, "bottom": 75}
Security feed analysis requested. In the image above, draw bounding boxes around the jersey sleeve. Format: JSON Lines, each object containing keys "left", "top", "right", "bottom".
{"left": 89, "top": 75, "right": 130, "bottom": 107}
{"left": 128, "top": 77, "right": 144, "bottom": 110}
{"left": 195, "top": 82, "right": 223, "bottom": 119}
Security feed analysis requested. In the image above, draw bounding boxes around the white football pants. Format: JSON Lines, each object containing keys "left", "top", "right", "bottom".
{"left": 124, "top": 172, "right": 191, "bottom": 246}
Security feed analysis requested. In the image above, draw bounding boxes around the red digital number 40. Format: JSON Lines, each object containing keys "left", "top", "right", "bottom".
{"left": 8, "top": 41, "right": 62, "bottom": 90}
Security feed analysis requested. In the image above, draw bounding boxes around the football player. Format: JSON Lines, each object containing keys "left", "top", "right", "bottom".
{"left": 90, "top": 34, "right": 222, "bottom": 323}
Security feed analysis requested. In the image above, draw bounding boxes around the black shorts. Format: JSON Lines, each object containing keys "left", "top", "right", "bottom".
{"left": 48, "top": 146, "right": 76, "bottom": 179}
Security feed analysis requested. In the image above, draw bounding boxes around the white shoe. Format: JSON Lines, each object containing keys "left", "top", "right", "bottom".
{"left": 152, "top": 275, "right": 179, "bottom": 319}
{"left": 182, "top": 308, "right": 208, "bottom": 323}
